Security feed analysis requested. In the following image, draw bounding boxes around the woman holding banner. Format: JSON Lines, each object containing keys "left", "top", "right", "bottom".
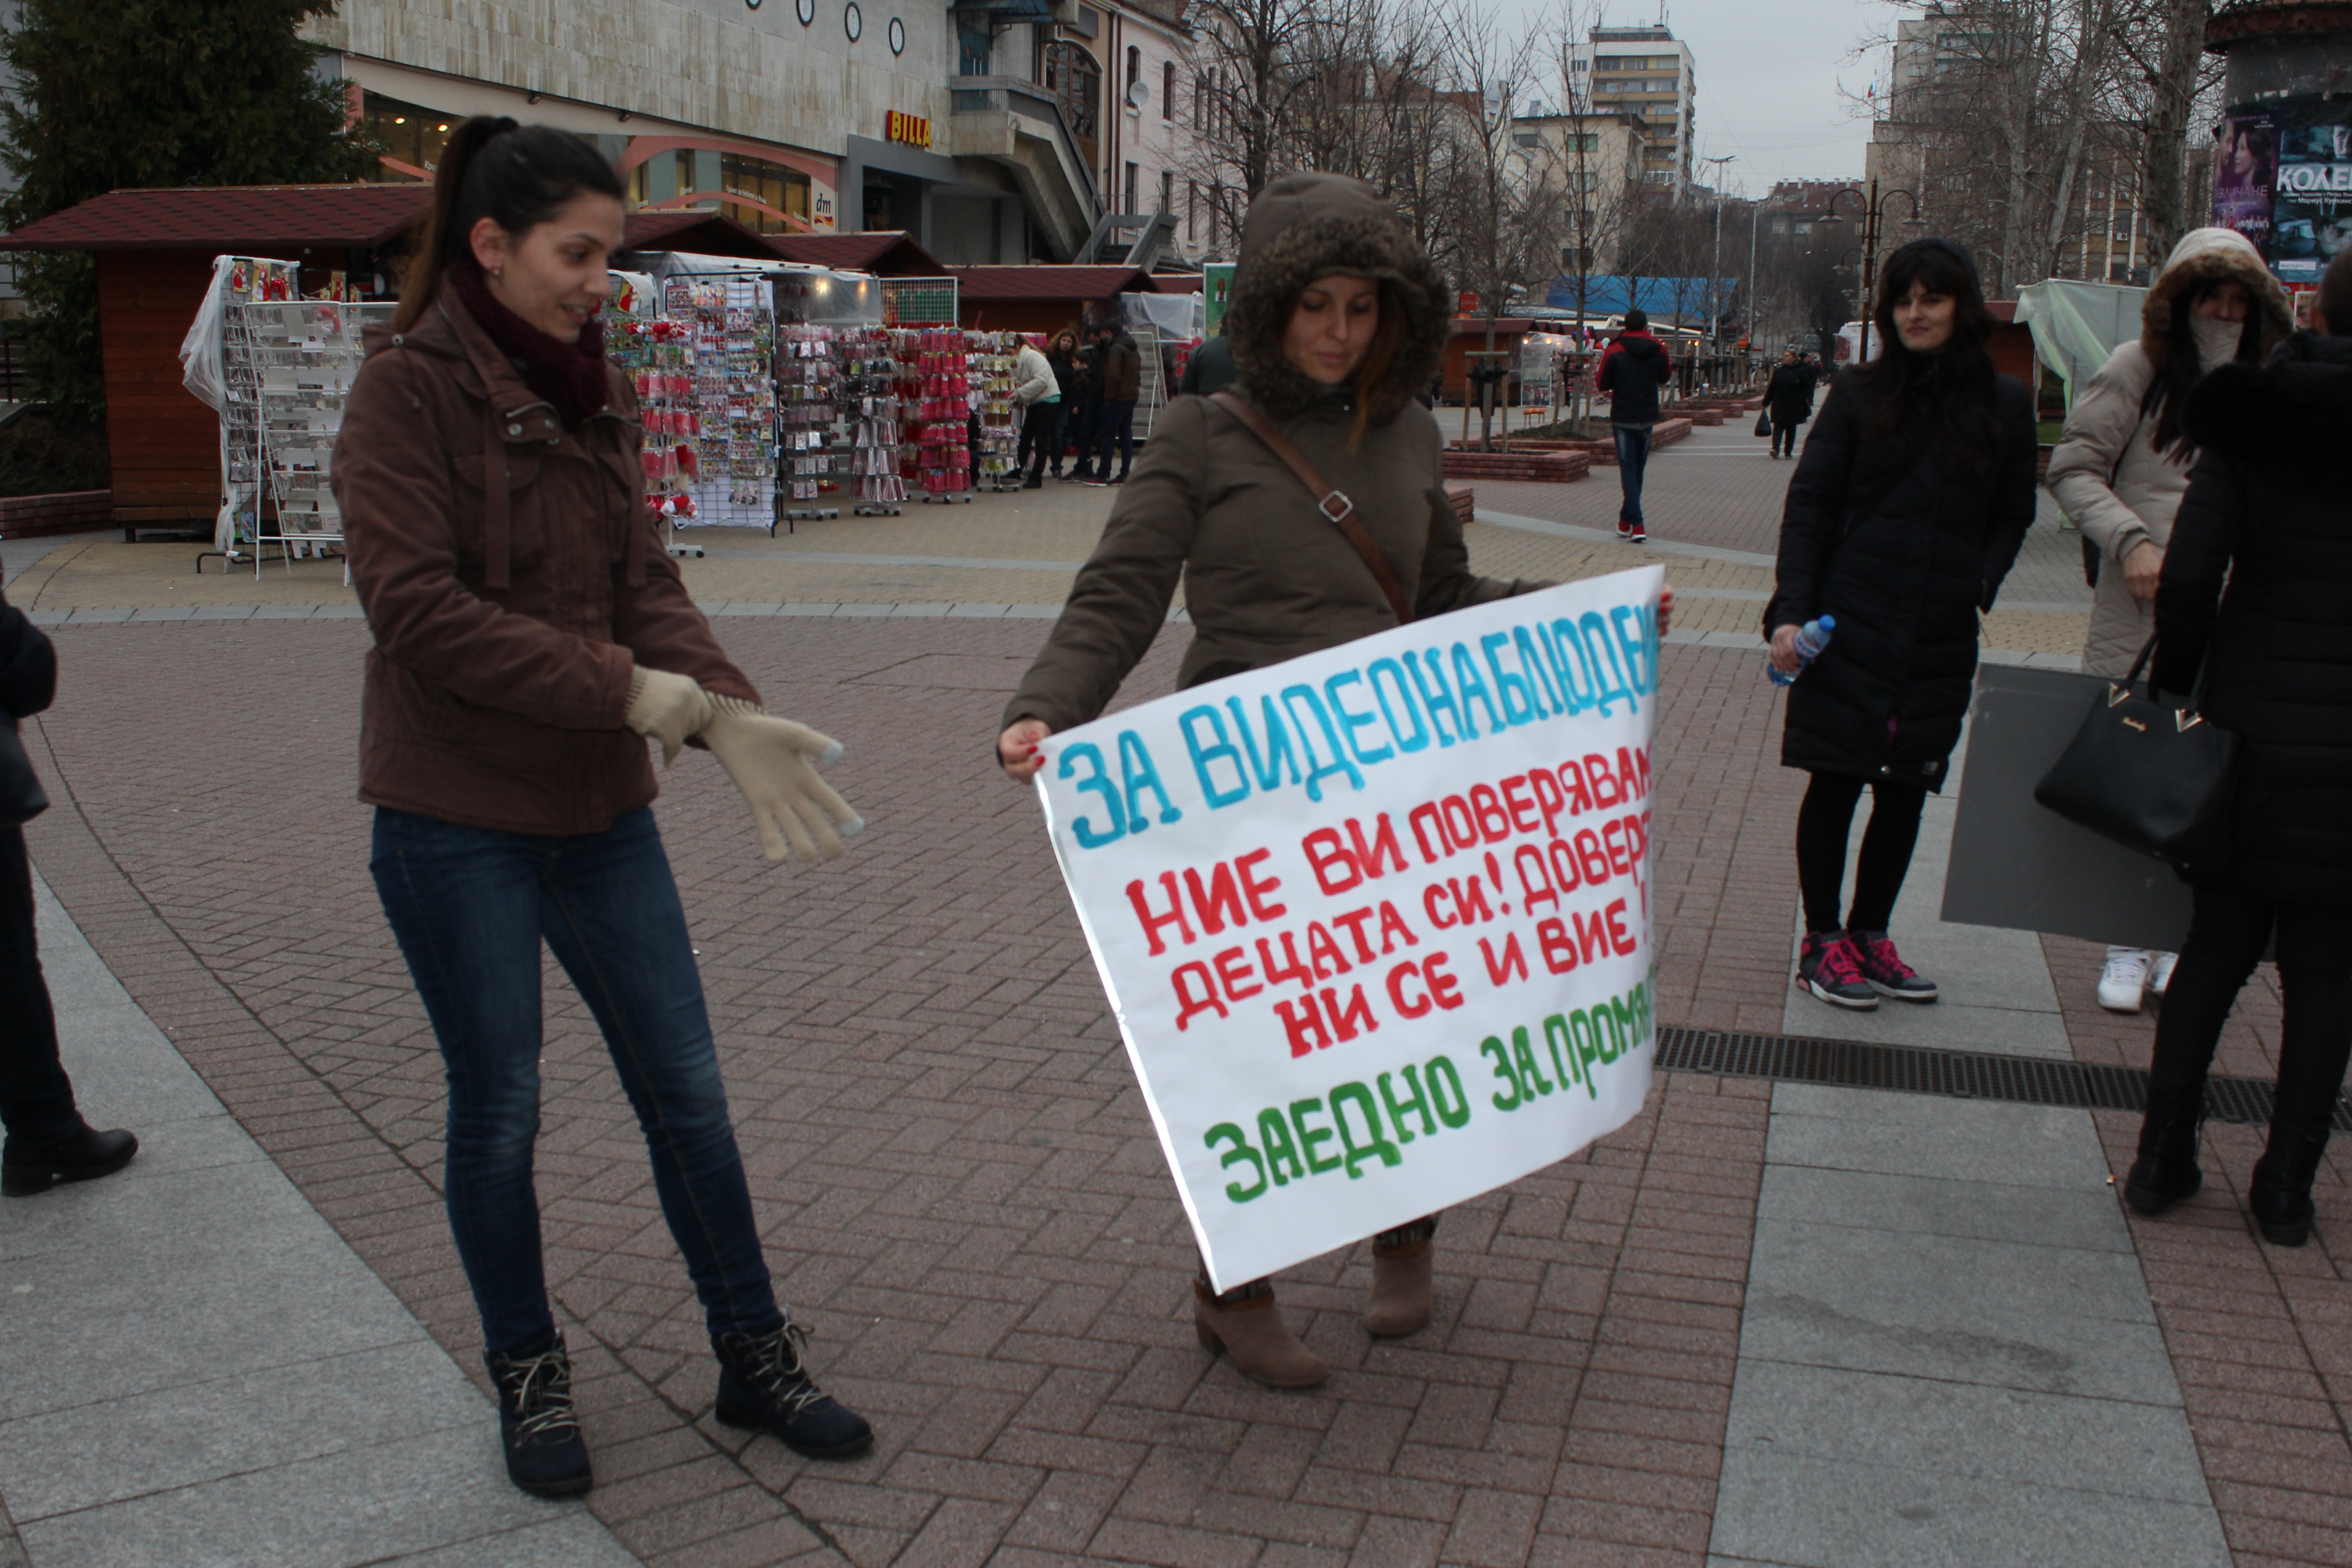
{"left": 1769, "top": 238, "right": 2038, "bottom": 1012}
{"left": 995, "top": 171, "right": 1670, "bottom": 1388}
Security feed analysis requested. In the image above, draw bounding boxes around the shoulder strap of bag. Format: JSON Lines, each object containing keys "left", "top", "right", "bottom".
{"left": 1210, "top": 390, "right": 1413, "bottom": 625}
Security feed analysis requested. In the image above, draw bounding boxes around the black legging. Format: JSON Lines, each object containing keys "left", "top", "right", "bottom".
{"left": 0, "top": 824, "right": 78, "bottom": 1147}
{"left": 1771, "top": 418, "right": 1801, "bottom": 456}
{"left": 1796, "top": 770, "right": 1929, "bottom": 934}
{"left": 2147, "top": 883, "right": 2352, "bottom": 1136}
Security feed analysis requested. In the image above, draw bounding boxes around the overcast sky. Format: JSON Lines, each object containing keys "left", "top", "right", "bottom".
{"left": 1489, "top": 0, "right": 1896, "bottom": 194}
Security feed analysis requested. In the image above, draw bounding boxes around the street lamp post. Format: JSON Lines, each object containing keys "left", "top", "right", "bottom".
{"left": 1822, "top": 176, "right": 1922, "bottom": 362}
{"left": 1702, "top": 154, "right": 1735, "bottom": 392}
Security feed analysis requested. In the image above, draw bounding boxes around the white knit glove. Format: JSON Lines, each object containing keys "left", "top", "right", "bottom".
{"left": 699, "top": 695, "right": 864, "bottom": 862}
{"left": 624, "top": 666, "right": 714, "bottom": 765}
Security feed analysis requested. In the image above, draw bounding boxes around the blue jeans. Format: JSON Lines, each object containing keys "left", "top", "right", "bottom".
{"left": 1094, "top": 400, "right": 1137, "bottom": 480}
{"left": 370, "top": 806, "right": 783, "bottom": 1359}
{"left": 1612, "top": 423, "right": 1653, "bottom": 527}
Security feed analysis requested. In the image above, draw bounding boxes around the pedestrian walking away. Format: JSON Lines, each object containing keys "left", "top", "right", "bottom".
{"left": 1596, "top": 308, "right": 1672, "bottom": 541}
{"left": 333, "top": 117, "right": 873, "bottom": 1500}
{"left": 2047, "top": 226, "right": 2289, "bottom": 1014}
{"left": 1764, "top": 346, "right": 1815, "bottom": 459}
{"left": 1768, "top": 237, "right": 2037, "bottom": 1012}
{"left": 993, "top": 171, "right": 1673, "bottom": 1390}
{"left": 1012, "top": 332, "right": 1061, "bottom": 489}
{"left": 0, "top": 583, "right": 137, "bottom": 1199}
{"left": 1090, "top": 318, "right": 1142, "bottom": 485}
{"left": 2125, "top": 247, "right": 2352, "bottom": 1250}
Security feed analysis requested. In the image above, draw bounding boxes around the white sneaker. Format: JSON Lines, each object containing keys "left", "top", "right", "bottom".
{"left": 2098, "top": 946, "right": 2151, "bottom": 1013}
{"left": 2149, "top": 951, "right": 2178, "bottom": 1000}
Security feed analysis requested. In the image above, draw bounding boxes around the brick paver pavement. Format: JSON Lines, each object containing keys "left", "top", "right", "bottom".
{"left": 24, "top": 615, "right": 1797, "bottom": 1568}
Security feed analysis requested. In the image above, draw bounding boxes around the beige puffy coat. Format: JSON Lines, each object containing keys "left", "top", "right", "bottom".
{"left": 2047, "top": 227, "right": 2289, "bottom": 676}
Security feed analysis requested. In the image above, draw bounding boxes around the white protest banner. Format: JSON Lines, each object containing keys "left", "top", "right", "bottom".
{"left": 1035, "top": 565, "right": 1666, "bottom": 1291}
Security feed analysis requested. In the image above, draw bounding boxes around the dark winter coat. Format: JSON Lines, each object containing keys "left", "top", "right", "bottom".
{"left": 0, "top": 586, "right": 56, "bottom": 720}
{"left": 1597, "top": 331, "right": 1671, "bottom": 425}
{"left": 1006, "top": 172, "right": 1541, "bottom": 733}
{"left": 1766, "top": 363, "right": 2039, "bottom": 788}
{"left": 1179, "top": 335, "right": 1238, "bottom": 397}
{"left": 1049, "top": 351, "right": 1081, "bottom": 400}
{"left": 1765, "top": 362, "right": 1816, "bottom": 427}
{"left": 1102, "top": 330, "right": 1143, "bottom": 403}
{"left": 2155, "top": 333, "right": 2352, "bottom": 907}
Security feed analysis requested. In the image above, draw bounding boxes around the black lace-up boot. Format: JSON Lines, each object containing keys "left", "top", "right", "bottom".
{"left": 713, "top": 1322, "right": 873, "bottom": 1459}
{"left": 485, "top": 1334, "right": 592, "bottom": 1497}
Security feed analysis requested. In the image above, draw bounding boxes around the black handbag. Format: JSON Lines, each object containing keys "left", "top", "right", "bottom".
{"left": 2033, "top": 636, "right": 2235, "bottom": 867}
{"left": 0, "top": 714, "right": 47, "bottom": 828}
{"left": 1754, "top": 408, "right": 1773, "bottom": 437}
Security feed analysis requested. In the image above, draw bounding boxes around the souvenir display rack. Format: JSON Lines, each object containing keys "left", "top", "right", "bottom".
{"left": 906, "top": 327, "right": 973, "bottom": 504}
{"left": 835, "top": 327, "right": 908, "bottom": 519}
{"left": 662, "top": 273, "right": 778, "bottom": 534}
{"left": 779, "top": 324, "right": 843, "bottom": 526}
{"left": 967, "top": 331, "right": 1023, "bottom": 492}
{"left": 214, "top": 262, "right": 391, "bottom": 577}
{"left": 602, "top": 271, "right": 707, "bottom": 558}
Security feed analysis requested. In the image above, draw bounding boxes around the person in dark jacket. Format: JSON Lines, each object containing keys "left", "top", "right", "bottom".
{"left": 1063, "top": 328, "right": 1104, "bottom": 481}
{"left": 1178, "top": 332, "right": 1237, "bottom": 397}
{"left": 1090, "top": 321, "right": 1143, "bottom": 485}
{"left": 1595, "top": 309, "right": 1672, "bottom": 542}
{"left": 1039, "top": 328, "right": 1080, "bottom": 479}
{"left": 1766, "top": 238, "right": 2037, "bottom": 1012}
{"left": 1764, "top": 348, "right": 1816, "bottom": 458}
{"left": 336, "top": 119, "right": 872, "bottom": 1499}
{"left": 0, "top": 585, "right": 137, "bottom": 1199}
{"left": 2124, "top": 250, "right": 2352, "bottom": 1248}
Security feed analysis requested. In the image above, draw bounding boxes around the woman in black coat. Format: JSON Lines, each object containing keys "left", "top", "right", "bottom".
{"left": 0, "top": 584, "right": 137, "bottom": 1196}
{"left": 1764, "top": 348, "right": 1816, "bottom": 458}
{"left": 1766, "top": 239, "right": 2038, "bottom": 1012}
{"left": 2126, "top": 274, "right": 2352, "bottom": 1246}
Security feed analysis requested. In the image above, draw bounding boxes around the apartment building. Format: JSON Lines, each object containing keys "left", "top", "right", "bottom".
{"left": 1564, "top": 23, "right": 1695, "bottom": 189}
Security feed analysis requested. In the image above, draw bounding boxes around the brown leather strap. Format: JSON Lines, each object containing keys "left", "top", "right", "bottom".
{"left": 482, "top": 405, "right": 512, "bottom": 590}
{"left": 1210, "top": 390, "right": 1412, "bottom": 624}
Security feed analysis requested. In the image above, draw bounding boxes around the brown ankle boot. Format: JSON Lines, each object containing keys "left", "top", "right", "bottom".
{"left": 1365, "top": 1231, "right": 1434, "bottom": 1338}
{"left": 1192, "top": 1281, "right": 1328, "bottom": 1388}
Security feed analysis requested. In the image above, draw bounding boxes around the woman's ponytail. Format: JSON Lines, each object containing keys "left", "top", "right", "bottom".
{"left": 393, "top": 117, "right": 624, "bottom": 333}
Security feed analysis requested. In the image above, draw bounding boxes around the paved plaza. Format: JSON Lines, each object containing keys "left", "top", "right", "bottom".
{"left": 0, "top": 423, "right": 2344, "bottom": 1567}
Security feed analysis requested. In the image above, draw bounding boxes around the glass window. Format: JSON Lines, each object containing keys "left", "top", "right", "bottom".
{"left": 361, "top": 93, "right": 457, "bottom": 179}
{"left": 718, "top": 152, "right": 812, "bottom": 233}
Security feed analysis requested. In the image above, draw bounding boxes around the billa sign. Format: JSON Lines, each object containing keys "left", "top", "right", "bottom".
{"left": 885, "top": 112, "right": 932, "bottom": 149}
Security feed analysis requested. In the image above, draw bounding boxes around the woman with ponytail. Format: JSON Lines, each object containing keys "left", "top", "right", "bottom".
{"left": 333, "top": 118, "right": 871, "bottom": 1498}
{"left": 1767, "top": 238, "right": 2038, "bottom": 1013}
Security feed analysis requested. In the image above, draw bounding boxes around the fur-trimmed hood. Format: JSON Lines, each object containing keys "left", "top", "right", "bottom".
{"left": 2184, "top": 330, "right": 2352, "bottom": 478}
{"left": 2142, "top": 226, "right": 2291, "bottom": 370}
{"left": 1224, "top": 172, "right": 1447, "bottom": 425}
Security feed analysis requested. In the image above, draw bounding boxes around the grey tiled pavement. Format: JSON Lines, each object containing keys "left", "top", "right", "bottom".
{"left": 0, "top": 874, "right": 636, "bottom": 1568}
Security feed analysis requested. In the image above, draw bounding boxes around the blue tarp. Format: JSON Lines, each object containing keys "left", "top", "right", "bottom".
{"left": 1540, "top": 275, "right": 1737, "bottom": 320}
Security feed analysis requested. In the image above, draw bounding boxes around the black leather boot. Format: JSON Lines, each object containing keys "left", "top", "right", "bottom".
{"left": 1, "top": 1125, "right": 137, "bottom": 1197}
{"left": 2249, "top": 1122, "right": 2332, "bottom": 1248}
{"left": 714, "top": 1322, "right": 872, "bottom": 1458}
{"left": 486, "top": 1334, "right": 592, "bottom": 1497}
{"left": 2122, "top": 1087, "right": 2204, "bottom": 1216}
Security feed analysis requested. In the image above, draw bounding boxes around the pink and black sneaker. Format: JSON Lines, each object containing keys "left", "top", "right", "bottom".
{"left": 1795, "top": 931, "right": 1878, "bottom": 1010}
{"left": 1852, "top": 930, "right": 1938, "bottom": 1003}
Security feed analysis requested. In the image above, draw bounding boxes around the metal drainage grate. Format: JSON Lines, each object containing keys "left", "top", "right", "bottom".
{"left": 1653, "top": 1025, "right": 2352, "bottom": 1133}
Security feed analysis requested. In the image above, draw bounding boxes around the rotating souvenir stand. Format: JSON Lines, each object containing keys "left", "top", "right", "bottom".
{"left": 779, "top": 324, "right": 843, "bottom": 528}
{"left": 834, "top": 327, "right": 908, "bottom": 519}
{"left": 906, "top": 327, "right": 973, "bottom": 504}
{"left": 213, "top": 261, "right": 390, "bottom": 577}
{"left": 968, "top": 331, "right": 1023, "bottom": 492}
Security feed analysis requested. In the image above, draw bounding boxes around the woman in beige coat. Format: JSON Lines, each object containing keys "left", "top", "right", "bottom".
{"left": 2046, "top": 226, "right": 2289, "bottom": 1012}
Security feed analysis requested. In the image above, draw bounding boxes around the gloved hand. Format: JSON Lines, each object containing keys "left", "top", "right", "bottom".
{"left": 699, "top": 696, "right": 865, "bottom": 862}
{"left": 624, "top": 666, "right": 713, "bottom": 765}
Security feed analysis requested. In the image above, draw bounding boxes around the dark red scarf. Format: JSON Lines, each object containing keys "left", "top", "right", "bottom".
{"left": 446, "top": 261, "right": 610, "bottom": 430}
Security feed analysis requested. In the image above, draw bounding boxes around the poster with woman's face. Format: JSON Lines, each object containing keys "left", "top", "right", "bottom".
{"left": 2214, "top": 111, "right": 2278, "bottom": 253}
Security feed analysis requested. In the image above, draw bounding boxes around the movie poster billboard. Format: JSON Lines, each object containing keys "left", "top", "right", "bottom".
{"left": 2269, "top": 110, "right": 2352, "bottom": 285}
{"left": 2214, "top": 110, "right": 2278, "bottom": 255}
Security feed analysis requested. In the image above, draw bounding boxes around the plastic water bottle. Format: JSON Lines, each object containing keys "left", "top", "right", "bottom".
{"left": 1768, "top": 615, "right": 1835, "bottom": 687}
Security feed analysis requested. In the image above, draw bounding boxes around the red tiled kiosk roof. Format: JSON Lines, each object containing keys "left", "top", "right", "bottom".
{"left": 769, "top": 230, "right": 946, "bottom": 275}
{"left": 0, "top": 183, "right": 779, "bottom": 260}
{"left": 950, "top": 264, "right": 1158, "bottom": 301}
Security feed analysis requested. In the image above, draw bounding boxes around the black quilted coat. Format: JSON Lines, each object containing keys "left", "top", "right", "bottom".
{"left": 2155, "top": 332, "right": 2352, "bottom": 906}
{"left": 1766, "top": 363, "right": 2038, "bottom": 788}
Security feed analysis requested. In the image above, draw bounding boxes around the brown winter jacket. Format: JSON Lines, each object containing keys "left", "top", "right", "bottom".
{"left": 334, "top": 292, "right": 758, "bottom": 836}
{"left": 1101, "top": 330, "right": 1143, "bottom": 402}
{"left": 1006, "top": 172, "right": 1540, "bottom": 734}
